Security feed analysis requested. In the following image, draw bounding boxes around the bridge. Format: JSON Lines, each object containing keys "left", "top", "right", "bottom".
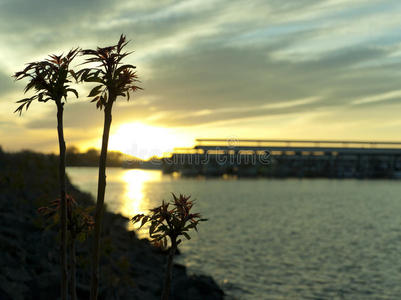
{"left": 162, "top": 139, "right": 401, "bottom": 178}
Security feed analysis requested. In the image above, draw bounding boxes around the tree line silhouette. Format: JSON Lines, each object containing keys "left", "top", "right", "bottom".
{"left": 66, "top": 146, "right": 126, "bottom": 167}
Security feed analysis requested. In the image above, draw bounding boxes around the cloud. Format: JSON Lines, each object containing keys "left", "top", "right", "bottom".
{"left": 1, "top": 0, "right": 401, "bottom": 152}
{"left": 138, "top": 41, "right": 395, "bottom": 122}
{"left": 20, "top": 40, "right": 399, "bottom": 130}
{"left": 0, "top": 70, "right": 14, "bottom": 96}
{"left": 351, "top": 89, "right": 401, "bottom": 105}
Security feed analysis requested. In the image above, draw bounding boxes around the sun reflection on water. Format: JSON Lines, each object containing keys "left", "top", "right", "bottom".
{"left": 119, "top": 169, "right": 162, "bottom": 236}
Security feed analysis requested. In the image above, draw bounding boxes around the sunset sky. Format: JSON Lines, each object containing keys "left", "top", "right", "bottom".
{"left": 1, "top": 0, "right": 401, "bottom": 158}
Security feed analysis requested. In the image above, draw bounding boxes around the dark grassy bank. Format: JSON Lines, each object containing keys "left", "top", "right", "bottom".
{"left": 0, "top": 147, "right": 224, "bottom": 299}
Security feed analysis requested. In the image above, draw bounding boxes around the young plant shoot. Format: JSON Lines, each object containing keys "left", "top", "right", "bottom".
{"left": 77, "top": 34, "right": 141, "bottom": 300}
{"left": 132, "top": 194, "right": 207, "bottom": 300}
{"left": 14, "top": 49, "right": 79, "bottom": 300}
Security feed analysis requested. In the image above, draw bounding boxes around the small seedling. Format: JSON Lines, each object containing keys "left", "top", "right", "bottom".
{"left": 132, "top": 193, "right": 207, "bottom": 300}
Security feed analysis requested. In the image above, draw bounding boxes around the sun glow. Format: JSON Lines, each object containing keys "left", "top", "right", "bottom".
{"left": 107, "top": 122, "right": 189, "bottom": 160}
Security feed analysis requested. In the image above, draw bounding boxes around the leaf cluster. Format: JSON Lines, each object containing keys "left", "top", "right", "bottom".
{"left": 13, "top": 48, "right": 79, "bottom": 115}
{"left": 131, "top": 194, "right": 207, "bottom": 249}
{"left": 76, "top": 34, "right": 142, "bottom": 110}
{"left": 38, "top": 194, "right": 94, "bottom": 242}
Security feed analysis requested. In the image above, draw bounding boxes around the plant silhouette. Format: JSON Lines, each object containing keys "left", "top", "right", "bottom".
{"left": 38, "top": 195, "right": 94, "bottom": 300}
{"left": 77, "top": 34, "right": 141, "bottom": 300}
{"left": 132, "top": 194, "right": 207, "bottom": 300}
{"left": 13, "top": 49, "right": 79, "bottom": 300}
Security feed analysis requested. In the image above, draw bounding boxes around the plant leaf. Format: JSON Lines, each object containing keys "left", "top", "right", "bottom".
{"left": 88, "top": 85, "right": 103, "bottom": 97}
{"left": 182, "top": 232, "right": 191, "bottom": 240}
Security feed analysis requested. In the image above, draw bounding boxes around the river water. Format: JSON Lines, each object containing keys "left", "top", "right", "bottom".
{"left": 67, "top": 167, "right": 401, "bottom": 299}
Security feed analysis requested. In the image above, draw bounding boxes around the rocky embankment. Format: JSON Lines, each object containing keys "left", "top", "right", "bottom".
{"left": 0, "top": 149, "right": 224, "bottom": 299}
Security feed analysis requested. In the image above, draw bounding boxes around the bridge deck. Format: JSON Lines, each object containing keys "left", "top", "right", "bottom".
{"left": 164, "top": 140, "right": 401, "bottom": 178}
{"left": 196, "top": 138, "right": 401, "bottom": 147}
{"left": 188, "top": 139, "right": 401, "bottom": 155}
{"left": 193, "top": 145, "right": 401, "bottom": 155}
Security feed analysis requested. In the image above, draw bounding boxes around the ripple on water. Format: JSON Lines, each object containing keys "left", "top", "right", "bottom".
{"left": 67, "top": 169, "right": 401, "bottom": 299}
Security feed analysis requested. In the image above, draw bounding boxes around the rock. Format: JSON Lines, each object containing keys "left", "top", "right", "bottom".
{"left": 171, "top": 274, "right": 225, "bottom": 300}
{"left": 0, "top": 274, "right": 29, "bottom": 300}
{"left": 30, "top": 271, "right": 60, "bottom": 300}
{"left": 3, "top": 266, "right": 31, "bottom": 282}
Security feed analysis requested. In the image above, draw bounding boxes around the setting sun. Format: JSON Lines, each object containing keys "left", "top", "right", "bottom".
{"left": 106, "top": 122, "right": 189, "bottom": 159}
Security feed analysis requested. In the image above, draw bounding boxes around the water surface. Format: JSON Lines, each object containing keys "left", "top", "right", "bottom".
{"left": 67, "top": 167, "right": 401, "bottom": 299}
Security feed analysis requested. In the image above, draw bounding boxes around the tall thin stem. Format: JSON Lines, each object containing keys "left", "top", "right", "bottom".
{"left": 70, "top": 236, "right": 77, "bottom": 300}
{"left": 56, "top": 101, "right": 68, "bottom": 300}
{"left": 161, "top": 239, "right": 177, "bottom": 300}
{"left": 90, "top": 100, "right": 114, "bottom": 300}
